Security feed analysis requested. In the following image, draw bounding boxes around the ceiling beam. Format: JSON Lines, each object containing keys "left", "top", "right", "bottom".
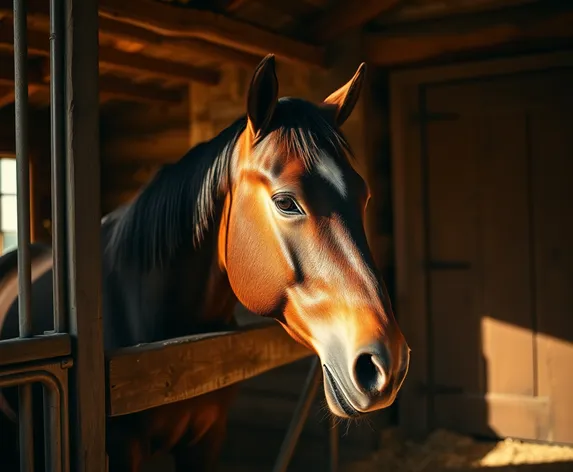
{"left": 96, "top": 0, "right": 325, "bottom": 68}
{"left": 378, "top": 0, "right": 540, "bottom": 25}
{"left": 0, "top": 0, "right": 323, "bottom": 68}
{"left": 0, "top": 0, "right": 265, "bottom": 70}
{"left": 97, "top": 18, "right": 263, "bottom": 70}
{"left": 0, "top": 19, "right": 220, "bottom": 84}
{"left": 0, "top": 56, "right": 185, "bottom": 104}
{"left": 309, "top": 0, "right": 403, "bottom": 43}
{"left": 364, "top": 6, "right": 573, "bottom": 66}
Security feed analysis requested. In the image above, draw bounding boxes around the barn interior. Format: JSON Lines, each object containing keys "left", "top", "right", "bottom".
{"left": 1, "top": 0, "right": 573, "bottom": 470}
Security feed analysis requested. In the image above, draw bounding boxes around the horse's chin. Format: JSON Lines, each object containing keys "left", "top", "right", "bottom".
{"left": 322, "top": 364, "right": 361, "bottom": 418}
{"left": 322, "top": 363, "right": 398, "bottom": 419}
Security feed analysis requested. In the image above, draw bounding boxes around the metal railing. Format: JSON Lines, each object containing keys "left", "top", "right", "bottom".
{"left": 2, "top": 0, "right": 104, "bottom": 471}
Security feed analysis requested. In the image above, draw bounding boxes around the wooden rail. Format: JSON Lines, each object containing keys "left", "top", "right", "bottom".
{"left": 106, "top": 322, "right": 313, "bottom": 417}
{"left": 0, "top": 333, "right": 71, "bottom": 367}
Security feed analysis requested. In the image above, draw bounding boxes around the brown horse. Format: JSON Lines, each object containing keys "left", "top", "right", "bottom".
{"left": 0, "top": 55, "right": 410, "bottom": 471}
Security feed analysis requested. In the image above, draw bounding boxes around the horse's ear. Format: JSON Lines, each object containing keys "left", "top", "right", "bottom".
{"left": 321, "top": 62, "right": 367, "bottom": 128}
{"left": 247, "top": 54, "right": 279, "bottom": 139}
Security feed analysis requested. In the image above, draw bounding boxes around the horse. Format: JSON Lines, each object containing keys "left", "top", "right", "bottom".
{"left": 0, "top": 54, "right": 410, "bottom": 471}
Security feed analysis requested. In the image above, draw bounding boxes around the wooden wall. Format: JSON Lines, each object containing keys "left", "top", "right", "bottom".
{"left": 99, "top": 96, "right": 192, "bottom": 215}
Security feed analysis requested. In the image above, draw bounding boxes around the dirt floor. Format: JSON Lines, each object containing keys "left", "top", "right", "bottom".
{"left": 342, "top": 428, "right": 573, "bottom": 472}
{"left": 142, "top": 427, "right": 573, "bottom": 472}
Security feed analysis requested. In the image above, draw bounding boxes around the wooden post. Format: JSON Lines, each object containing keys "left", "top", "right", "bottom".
{"left": 64, "top": 0, "right": 106, "bottom": 470}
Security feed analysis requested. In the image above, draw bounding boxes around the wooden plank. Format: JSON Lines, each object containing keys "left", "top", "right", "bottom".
{"left": 309, "top": 0, "right": 403, "bottom": 43}
{"left": 434, "top": 393, "right": 551, "bottom": 441}
{"left": 0, "top": 23, "right": 221, "bottom": 84}
{"left": 96, "top": 0, "right": 325, "bottom": 68}
{"left": 477, "top": 106, "right": 533, "bottom": 399}
{"left": 425, "top": 113, "right": 482, "bottom": 399}
{"left": 106, "top": 323, "right": 313, "bottom": 417}
{"left": 0, "top": 55, "right": 184, "bottom": 104}
{"left": 531, "top": 101, "right": 573, "bottom": 443}
{"left": 365, "top": 6, "right": 573, "bottom": 66}
{"left": 63, "top": 0, "right": 106, "bottom": 470}
{"left": 0, "top": 333, "right": 71, "bottom": 366}
{"left": 389, "top": 70, "right": 430, "bottom": 436}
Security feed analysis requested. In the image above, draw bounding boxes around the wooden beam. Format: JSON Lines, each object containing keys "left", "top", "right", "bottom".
{"left": 0, "top": 55, "right": 184, "bottom": 104}
{"left": 96, "top": 0, "right": 324, "bottom": 68}
{"left": 0, "top": 333, "right": 71, "bottom": 367}
{"left": 378, "top": 0, "right": 540, "bottom": 25}
{"left": 0, "top": 0, "right": 264, "bottom": 70}
{"left": 99, "top": 20, "right": 263, "bottom": 69}
{"left": 63, "top": 2, "right": 106, "bottom": 470}
{"left": 0, "top": 21, "right": 220, "bottom": 84}
{"left": 106, "top": 322, "right": 313, "bottom": 417}
{"left": 309, "top": 0, "right": 403, "bottom": 43}
{"left": 98, "top": 76, "right": 185, "bottom": 104}
{"left": 365, "top": 8, "right": 573, "bottom": 66}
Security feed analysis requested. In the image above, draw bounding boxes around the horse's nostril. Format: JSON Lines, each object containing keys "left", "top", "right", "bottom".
{"left": 354, "top": 352, "right": 386, "bottom": 393}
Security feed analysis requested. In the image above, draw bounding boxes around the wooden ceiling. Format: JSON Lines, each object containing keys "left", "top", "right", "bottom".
{"left": 0, "top": 0, "right": 570, "bottom": 110}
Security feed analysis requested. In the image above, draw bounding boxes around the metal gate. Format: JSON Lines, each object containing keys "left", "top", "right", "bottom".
{"left": 1, "top": 1, "right": 338, "bottom": 471}
{"left": 1, "top": 0, "right": 104, "bottom": 470}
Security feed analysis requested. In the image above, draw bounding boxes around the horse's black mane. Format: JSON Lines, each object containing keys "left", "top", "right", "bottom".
{"left": 105, "top": 98, "right": 351, "bottom": 272}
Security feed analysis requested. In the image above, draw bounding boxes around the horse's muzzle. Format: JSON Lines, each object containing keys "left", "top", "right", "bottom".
{"left": 321, "top": 339, "right": 410, "bottom": 418}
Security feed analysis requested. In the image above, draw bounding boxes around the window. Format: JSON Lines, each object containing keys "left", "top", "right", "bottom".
{"left": 0, "top": 158, "right": 18, "bottom": 254}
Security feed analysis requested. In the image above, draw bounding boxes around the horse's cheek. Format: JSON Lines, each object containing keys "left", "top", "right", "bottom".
{"left": 225, "top": 208, "right": 286, "bottom": 316}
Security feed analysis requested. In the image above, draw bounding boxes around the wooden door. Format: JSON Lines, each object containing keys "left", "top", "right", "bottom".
{"left": 391, "top": 55, "right": 573, "bottom": 444}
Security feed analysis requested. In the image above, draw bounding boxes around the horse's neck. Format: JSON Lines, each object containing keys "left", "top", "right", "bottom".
{"left": 102, "top": 223, "right": 236, "bottom": 348}
{"left": 160, "top": 231, "right": 237, "bottom": 339}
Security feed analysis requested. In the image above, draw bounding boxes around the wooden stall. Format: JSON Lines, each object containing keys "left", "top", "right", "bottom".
{"left": 0, "top": 0, "right": 572, "bottom": 471}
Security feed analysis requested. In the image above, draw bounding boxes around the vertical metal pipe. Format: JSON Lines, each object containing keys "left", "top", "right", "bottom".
{"left": 44, "top": 384, "right": 63, "bottom": 472}
{"left": 50, "top": 0, "right": 67, "bottom": 333}
{"left": 329, "top": 417, "right": 339, "bottom": 472}
{"left": 14, "top": 0, "right": 32, "bottom": 340}
{"left": 272, "top": 357, "right": 322, "bottom": 472}
{"left": 18, "top": 386, "right": 34, "bottom": 472}
{"left": 13, "top": 1, "right": 35, "bottom": 471}
{"left": 60, "top": 364, "right": 71, "bottom": 472}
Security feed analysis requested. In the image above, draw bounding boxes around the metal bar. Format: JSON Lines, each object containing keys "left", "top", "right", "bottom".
{"left": 329, "top": 417, "right": 339, "bottom": 472}
{"left": 272, "top": 357, "right": 322, "bottom": 472}
{"left": 13, "top": 2, "right": 35, "bottom": 471}
{"left": 18, "top": 384, "right": 34, "bottom": 472}
{"left": 14, "top": 0, "right": 32, "bottom": 340}
{"left": 64, "top": 0, "right": 106, "bottom": 469}
{"left": 0, "top": 333, "right": 71, "bottom": 367}
{"left": 44, "top": 380, "right": 62, "bottom": 472}
{"left": 50, "top": 0, "right": 67, "bottom": 333}
{"left": 0, "top": 362, "right": 71, "bottom": 472}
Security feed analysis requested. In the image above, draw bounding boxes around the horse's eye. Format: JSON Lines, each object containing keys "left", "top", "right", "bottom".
{"left": 273, "top": 194, "right": 304, "bottom": 216}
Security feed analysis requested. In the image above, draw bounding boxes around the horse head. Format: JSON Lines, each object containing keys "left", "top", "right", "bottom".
{"left": 219, "top": 55, "right": 410, "bottom": 418}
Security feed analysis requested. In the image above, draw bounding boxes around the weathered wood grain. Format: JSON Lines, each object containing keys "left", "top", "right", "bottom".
{"left": 106, "top": 322, "right": 313, "bottom": 417}
{"left": 0, "top": 333, "right": 71, "bottom": 367}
